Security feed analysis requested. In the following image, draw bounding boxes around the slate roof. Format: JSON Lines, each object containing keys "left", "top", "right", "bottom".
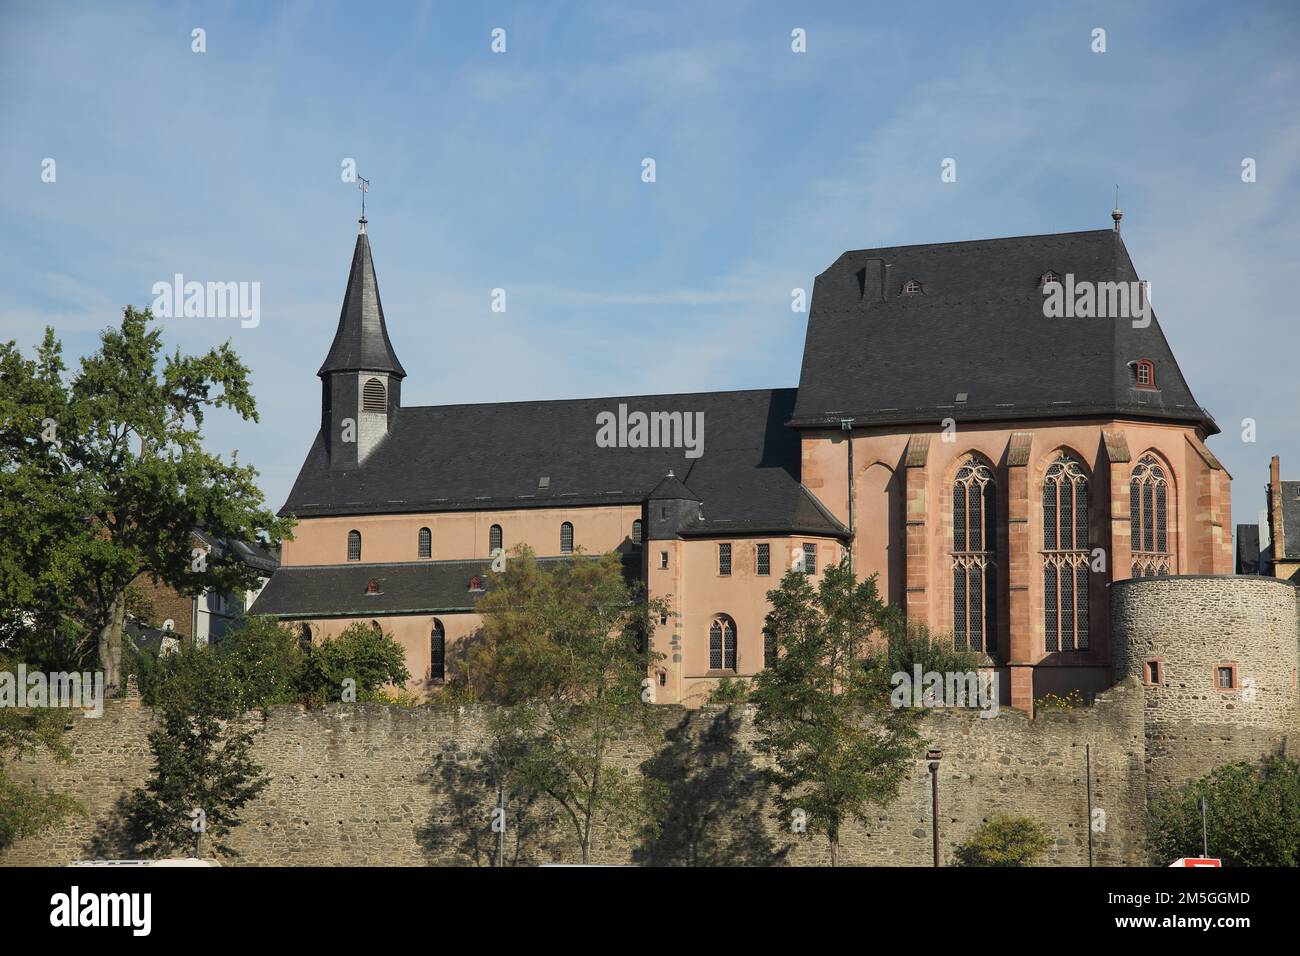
{"left": 1280, "top": 481, "right": 1300, "bottom": 559}
{"left": 318, "top": 229, "right": 406, "bottom": 378}
{"left": 280, "top": 387, "right": 849, "bottom": 540}
{"left": 251, "top": 555, "right": 639, "bottom": 618}
{"left": 790, "top": 229, "right": 1217, "bottom": 434}
{"left": 192, "top": 530, "right": 279, "bottom": 576}
{"left": 1235, "top": 524, "right": 1261, "bottom": 575}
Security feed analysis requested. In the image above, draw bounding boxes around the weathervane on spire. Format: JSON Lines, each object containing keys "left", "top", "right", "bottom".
{"left": 1112, "top": 184, "right": 1122, "bottom": 232}
{"left": 358, "top": 176, "right": 370, "bottom": 233}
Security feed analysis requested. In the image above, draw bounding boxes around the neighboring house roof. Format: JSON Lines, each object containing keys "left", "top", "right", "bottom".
{"left": 789, "top": 229, "right": 1217, "bottom": 434}
{"left": 318, "top": 229, "right": 406, "bottom": 378}
{"left": 279, "top": 387, "right": 849, "bottom": 540}
{"left": 1235, "top": 523, "right": 1261, "bottom": 575}
{"left": 250, "top": 554, "right": 639, "bottom": 618}
{"left": 1280, "top": 481, "right": 1300, "bottom": 559}
{"left": 192, "top": 529, "right": 280, "bottom": 576}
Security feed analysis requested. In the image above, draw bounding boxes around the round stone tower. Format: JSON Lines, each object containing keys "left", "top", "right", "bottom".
{"left": 1111, "top": 575, "right": 1299, "bottom": 794}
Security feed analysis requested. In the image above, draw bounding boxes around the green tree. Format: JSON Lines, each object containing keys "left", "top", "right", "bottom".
{"left": 461, "top": 547, "right": 667, "bottom": 864}
{"left": 299, "top": 622, "right": 411, "bottom": 704}
{"left": 0, "top": 308, "right": 293, "bottom": 692}
{"left": 122, "top": 702, "right": 269, "bottom": 859}
{"left": 1146, "top": 757, "right": 1300, "bottom": 866}
{"left": 954, "top": 815, "right": 1052, "bottom": 866}
{"left": 750, "top": 562, "right": 923, "bottom": 866}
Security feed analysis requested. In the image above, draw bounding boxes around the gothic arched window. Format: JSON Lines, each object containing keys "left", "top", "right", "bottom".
{"left": 952, "top": 457, "right": 997, "bottom": 654}
{"left": 489, "top": 524, "right": 503, "bottom": 555}
{"left": 709, "top": 615, "right": 737, "bottom": 671}
{"left": 347, "top": 530, "right": 361, "bottom": 562}
{"left": 560, "top": 521, "right": 574, "bottom": 554}
{"left": 418, "top": 527, "right": 432, "bottom": 559}
{"left": 1042, "top": 453, "right": 1089, "bottom": 652}
{"left": 430, "top": 620, "right": 445, "bottom": 682}
{"left": 1130, "top": 455, "right": 1170, "bottom": 577}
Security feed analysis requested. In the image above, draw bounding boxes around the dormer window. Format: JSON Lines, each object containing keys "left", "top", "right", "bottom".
{"left": 1135, "top": 359, "right": 1156, "bottom": 389}
{"left": 901, "top": 279, "right": 923, "bottom": 295}
{"left": 1040, "top": 271, "right": 1062, "bottom": 287}
{"left": 469, "top": 576, "right": 484, "bottom": 592}
{"left": 365, "top": 578, "right": 380, "bottom": 595}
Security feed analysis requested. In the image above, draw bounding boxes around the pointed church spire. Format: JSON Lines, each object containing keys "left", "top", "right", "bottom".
{"left": 317, "top": 220, "right": 406, "bottom": 379}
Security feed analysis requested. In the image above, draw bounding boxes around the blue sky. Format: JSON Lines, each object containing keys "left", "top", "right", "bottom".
{"left": 1, "top": 0, "right": 1297, "bottom": 542}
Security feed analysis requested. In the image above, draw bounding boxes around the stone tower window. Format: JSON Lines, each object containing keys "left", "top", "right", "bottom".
{"left": 418, "top": 527, "right": 432, "bottom": 559}
{"left": 347, "top": 529, "right": 362, "bottom": 562}
{"left": 560, "top": 521, "right": 574, "bottom": 554}
{"left": 1130, "top": 455, "right": 1170, "bottom": 577}
{"left": 362, "top": 377, "right": 386, "bottom": 411}
{"left": 709, "top": 615, "right": 737, "bottom": 671}
{"left": 952, "top": 456, "right": 997, "bottom": 655}
{"left": 1042, "top": 453, "right": 1089, "bottom": 652}
{"left": 1215, "top": 664, "right": 1237, "bottom": 691}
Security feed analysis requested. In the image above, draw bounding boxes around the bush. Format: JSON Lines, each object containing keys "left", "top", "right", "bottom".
{"left": 880, "top": 620, "right": 982, "bottom": 678}
{"left": 707, "top": 676, "right": 749, "bottom": 704}
{"left": 300, "top": 623, "right": 411, "bottom": 703}
{"left": 954, "top": 815, "right": 1052, "bottom": 866}
{"left": 1146, "top": 757, "right": 1300, "bottom": 866}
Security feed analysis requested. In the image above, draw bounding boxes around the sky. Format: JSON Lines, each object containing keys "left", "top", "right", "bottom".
{"left": 1, "top": 0, "right": 1297, "bottom": 544}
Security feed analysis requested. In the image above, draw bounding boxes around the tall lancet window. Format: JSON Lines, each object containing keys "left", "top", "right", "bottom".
{"left": 952, "top": 457, "right": 997, "bottom": 654}
{"left": 1042, "top": 453, "right": 1090, "bottom": 651}
{"left": 1130, "top": 455, "right": 1170, "bottom": 577}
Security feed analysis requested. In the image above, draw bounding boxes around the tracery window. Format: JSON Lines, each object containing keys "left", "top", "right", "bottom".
{"left": 1042, "top": 453, "right": 1090, "bottom": 652}
{"left": 709, "top": 616, "right": 737, "bottom": 671}
{"left": 952, "top": 457, "right": 997, "bottom": 654}
{"left": 1130, "top": 455, "right": 1170, "bottom": 577}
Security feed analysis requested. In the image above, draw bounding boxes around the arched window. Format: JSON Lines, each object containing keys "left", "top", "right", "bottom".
{"left": 362, "top": 377, "right": 386, "bottom": 411}
{"left": 952, "top": 457, "right": 997, "bottom": 654}
{"left": 418, "top": 527, "right": 432, "bottom": 559}
{"left": 1130, "top": 455, "right": 1170, "bottom": 577}
{"left": 560, "top": 521, "right": 574, "bottom": 554}
{"left": 1134, "top": 359, "right": 1156, "bottom": 389}
{"left": 298, "top": 623, "right": 313, "bottom": 652}
{"left": 488, "top": 524, "right": 502, "bottom": 555}
{"left": 631, "top": 519, "right": 643, "bottom": 545}
{"left": 430, "top": 620, "right": 445, "bottom": 682}
{"left": 347, "top": 530, "right": 362, "bottom": 562}
{"left": 1042, "top": 453, "right": 1089, "bottom": 652}
{"left": 709, "top": 615, "right": 737, "bottom": 671}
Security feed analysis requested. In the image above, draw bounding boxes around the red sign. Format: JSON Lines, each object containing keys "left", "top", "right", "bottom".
{"left": 1168, "top": 858, "right": 1222, "bottom": 867}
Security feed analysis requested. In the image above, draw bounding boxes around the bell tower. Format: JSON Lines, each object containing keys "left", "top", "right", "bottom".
{"left": 318, "top": 213, "right": 406, "bottom": 468}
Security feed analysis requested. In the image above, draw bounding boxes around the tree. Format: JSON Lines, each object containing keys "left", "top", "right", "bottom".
{"left": 0, "top": 309, "right": 293, "bottom": 693}
{"left": 750, "top": 562, "right": 923, "bottom": 866}
{"left": 122, "top": 700, "right": 269, "bottom": 859}
{"left": 459, "top": 547, "right": 667, "bottom": 864}
{"left": 1146, "top": 757, "right": 1300, "bottom": 866}
{"left": 954, "top": 815, "right": 1052, "bottom": 866}
{"left": 299, "top": 622, "right": 411, "bottom": 704}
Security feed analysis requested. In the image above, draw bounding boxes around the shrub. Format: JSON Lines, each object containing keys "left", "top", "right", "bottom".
{"left": 955, "top": 815, "right": 1052, "bottom": 866}
{"left": 300, "top": 623, "right": 411, "bottom": 703}
{"left": 708, "top": 676, "right": 749, "bottom": 704}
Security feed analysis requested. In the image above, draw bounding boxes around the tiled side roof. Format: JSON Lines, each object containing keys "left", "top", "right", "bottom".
{"left": 280, "top": 388, "right": 848, "bottom": 539}
{"left": 791, "top": 230, "right": 1216, "bottom": 434}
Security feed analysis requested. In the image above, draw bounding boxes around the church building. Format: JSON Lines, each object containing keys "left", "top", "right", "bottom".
{"left": 251, "top": 212, "right": 1233, "bottom": 711}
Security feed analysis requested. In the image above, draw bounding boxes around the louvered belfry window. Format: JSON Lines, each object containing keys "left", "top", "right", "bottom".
{"left": 1042, "top": 453, "right": 1090, "bottom": 652}
{"left": 362, "top": 377, "right": 386, "bottom": 411}
{"left": 709, "top": 616, "right": 737, "bottom": 671}
{"left": 1130, "top": 455, "right": 1170, "bottom": 577}
{"left": 952, "top": 457, "right": 997, "bottom": 654}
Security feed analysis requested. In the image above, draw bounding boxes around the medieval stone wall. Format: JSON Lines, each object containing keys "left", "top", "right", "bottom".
{"left": 1111, "top": 575, "right": 1300, "bottom": 795}
{"left": 3, "top": 680, "right": 1148, "bottom": 867}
